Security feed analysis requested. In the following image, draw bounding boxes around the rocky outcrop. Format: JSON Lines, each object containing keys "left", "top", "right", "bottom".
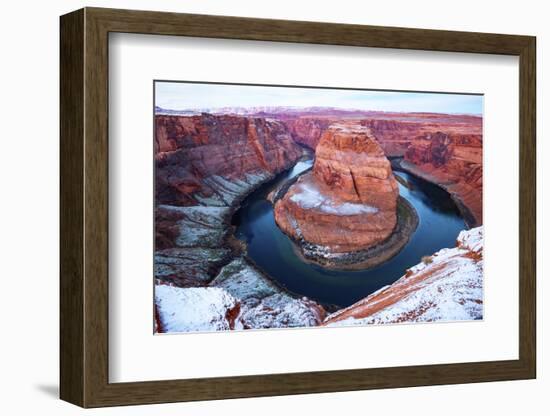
{"left": 155, "top": 285, "right": 242, "bottom": 332}
{"left": 210, "top": 258, "right": 326, "bottom": 329}
{"left": 274, "top": 123, "right": 399, "bottom": 254}
{"left": 155, "top": 114, "right": 303, "bottom": 207}
{"left": 155, "top": 258, "right": 325, "bottom": 333}
{"left": 313, "top": 124, "right": 399, "bottom": 210}
{"left": 402, "top": 131, "right": 483, "bottom": 226}
{"left": 323, "top": 226, "right": 483, "bottom": 326}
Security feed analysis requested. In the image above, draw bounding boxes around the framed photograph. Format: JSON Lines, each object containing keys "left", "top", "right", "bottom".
{"left": 60, "top": 7, "right": 536, "bottom": 407}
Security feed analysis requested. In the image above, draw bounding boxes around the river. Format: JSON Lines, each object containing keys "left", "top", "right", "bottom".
{"left": 232, "top": 159, "right": 466, "bottom": 309}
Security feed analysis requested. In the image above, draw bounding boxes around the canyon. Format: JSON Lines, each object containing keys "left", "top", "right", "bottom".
{"left": 278, "top": 110, "right": 483, "bottom": 226}
{"left": 155, "top": 113, "right": 326, "bottom": 332}
{"left": 153, "top": 108, "right": 483, "bottom": 333}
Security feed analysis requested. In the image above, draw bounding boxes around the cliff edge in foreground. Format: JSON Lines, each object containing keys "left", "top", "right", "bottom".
{"left": 323, "top": 226, "right": 483, "bottom": 326}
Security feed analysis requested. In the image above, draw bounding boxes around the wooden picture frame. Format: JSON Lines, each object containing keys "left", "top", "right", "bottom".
{"left": 60, "top": 7, "right": 536, "bottom": 408}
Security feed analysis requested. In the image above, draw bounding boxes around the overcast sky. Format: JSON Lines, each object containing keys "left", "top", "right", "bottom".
{"left": 155, "top": 81, "right": 483, "bottom": 115}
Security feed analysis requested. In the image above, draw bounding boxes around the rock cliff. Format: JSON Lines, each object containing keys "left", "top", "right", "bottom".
{"left": 154, "top": 113, "right": 326, "bottom": 332}
{"left": 323, "top": 226, "right": 483, "bottom": 326}
{"left": 283, "top": 117, "right": 333, "bottom": 149}
{"left": 402, "top": 131, "right": 483, "bottom": 226}
{"left": 277, "top": 112, "right": 482, "bottom": 157}
{"left": 155, "top": 114, "right": 303, "bottom": 207}
{"left": 155, "top": 258, "right": 326, "bottom": 333}
{"left": 274, "top": 123, "right": 399, "bottom": 254}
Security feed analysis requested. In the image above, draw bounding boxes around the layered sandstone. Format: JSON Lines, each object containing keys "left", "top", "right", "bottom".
{"left": 403, "top": 131, "right": 483, "bottom": 226}
{"left": 155, "top": 114, "right": 303, "bottom": 207}
{"left": 155, "top": 113, "right": 304, "bottom": 250}
{"left": 154, "top": 113, "right": 326, "bottom": 332}
{"left": 362, "top": 113, "right": 482, "bottom": 157}
{"left": 324, "top": 226, "right": 483, "bottom": 326}
{"left": 283, "top": 117, "right": 333, "bottom": 149}
{"left": 274, "top": 123, "right": 399, "bottom": 254}
{"left": 275, "top": 111, "right": 483, "bottom": 227}
{"left": 277, "top": 111, "right": 482, "bottom": 156}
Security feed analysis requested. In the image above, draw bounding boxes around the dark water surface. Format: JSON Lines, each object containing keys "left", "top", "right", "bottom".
{"left": 233, "top": 160, "right": 465, "bottom": 308}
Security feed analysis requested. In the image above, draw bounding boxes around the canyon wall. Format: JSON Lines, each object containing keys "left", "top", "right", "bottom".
{"left": 155, "top": 114, "right": 303, "bottom": 207}
{"left": 402, "top": 131, "right": 483, "bottom": 226}
{"left": 282, "top": 117, "right": 333, "bottom": 149}
{"left": 324, "top": 226, "right": 483, "bottom": 326}
{"left": 274, "top": 123, "right": 399, "bottom": 253}
{"left": 279, "top": 112, "right": 481, "bottom": 155}
{"left": 154, "top": 113, "right": 326, "bottom": 333}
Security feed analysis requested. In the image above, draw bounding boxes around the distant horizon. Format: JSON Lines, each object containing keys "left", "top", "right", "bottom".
{"left": 155, "top": 81, "right": 483, "bottom": 116}
{"left": 154, "top": 104, "right": 483, "bottom": 117}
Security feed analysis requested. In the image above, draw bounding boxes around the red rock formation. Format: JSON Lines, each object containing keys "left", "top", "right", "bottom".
{"left": 362, "top": 113, "right": 482, "bottom": 157}
{"left": 403, "top": 131, "right": 483, "bottom": 226}
{"left": 155, "top": 114, "right": 303, "bottom": 207}
{"left": 283, "top": 117, "right": 333, "bottom": 149}
{"left": 323, "top": 226, "right": 483, "bottom": 326}
{"left": 276, "top": 111, "right": 482, "bottom": 157}
{"left": 313, "top": 124, "right": 399, "bottom": 210}
{"left": 274, "top": 123, "right": 399, "bottom": 253}
{"left": 275, "top": 110, "right": 483, "bottom": 226}
{"left": 153, "top": 113, "right": 328, "bottom": 331}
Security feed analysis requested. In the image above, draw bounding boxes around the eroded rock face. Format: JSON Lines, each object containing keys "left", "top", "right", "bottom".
{"left": 274, "top": 124, "right": 399, "bottom": 253}
{"left": 403, "top": 131, "right": 483, "bottom": 226}
{"left": 283, "top": 117, "right": 333, "bottom": 149}
{"left": 323, "top": 226, "right": 483, "bottom": 326}
{"left": 154, "top": 114, "right": 326, "bottom": 332}
{"left": 155, "top": 114, "right": 303, "bottom": 207}
{"left": 314, "top": 124, "right": 399, "bottom": 210}
{"left": 154, "top": 113, "right": 303, "bottom": 291}
{"left": 210, "top": 258, "right": 326, "bottom": 329}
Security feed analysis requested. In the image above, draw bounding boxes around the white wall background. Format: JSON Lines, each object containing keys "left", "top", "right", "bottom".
{"left": 0, "top": 0, "right": 545, "bottom": 414}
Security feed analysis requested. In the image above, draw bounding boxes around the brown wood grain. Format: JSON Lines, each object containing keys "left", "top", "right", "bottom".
{"left": 60, "top": 7, "right": 537, "bottom": 408}
{"left": 59, "top": 8, "right": 84, "bottom": 406}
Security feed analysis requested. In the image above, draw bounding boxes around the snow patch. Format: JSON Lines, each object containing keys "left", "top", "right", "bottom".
{"left": 289, "top": 160, "right": 314, "bottom": 176}
{"left": 458, "top": 226, "right": 483, "bottom": 253}
{"left": 289, "top": 181, "right": 378, "bottom": 215}
{"left": 240, "top": 293, "right": 323, "bottom": 328}
{"left": 155, "top": 285, "right": 238, "bottom": 333}
{"left": 195, "top": 172, "right": 272, "bottom": 206}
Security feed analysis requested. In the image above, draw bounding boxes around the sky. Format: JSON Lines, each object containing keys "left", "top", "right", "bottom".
{"left": 155, "top": 81, "right": 483, "bottom": 115}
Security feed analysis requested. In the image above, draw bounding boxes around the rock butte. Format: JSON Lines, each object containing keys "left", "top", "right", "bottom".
{"left": 274, "top": 123, "right": 399, "bottom": 253}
